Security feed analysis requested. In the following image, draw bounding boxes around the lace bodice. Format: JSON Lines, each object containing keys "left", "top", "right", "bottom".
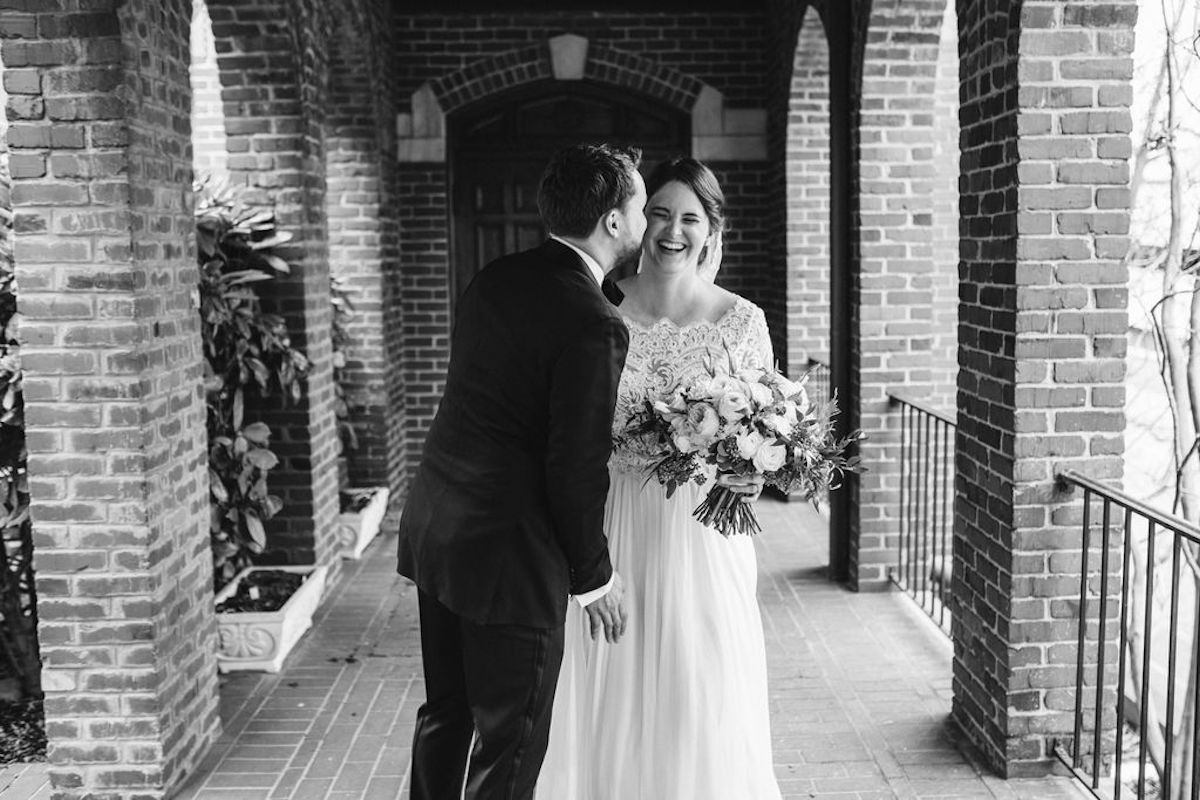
{"left": 610, "top": 297, "right": 774, "bottom": 474}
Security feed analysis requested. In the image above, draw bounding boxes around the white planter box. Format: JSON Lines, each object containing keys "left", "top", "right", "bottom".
{"left": 214, "top": 564, "right": 328, "bottom": 673}
{"left": 338, "top": 487, "right": 390, "bottom": 560}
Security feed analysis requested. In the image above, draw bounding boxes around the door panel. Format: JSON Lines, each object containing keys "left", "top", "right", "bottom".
{"left": 451, "top": 85, "right": 689, "bottom": 313}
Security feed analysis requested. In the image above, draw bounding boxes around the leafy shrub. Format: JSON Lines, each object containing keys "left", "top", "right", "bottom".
{"left": 196, "top": 177, "right": 308, "bottom": 590}
{"left": 0, "top": 161, "right": 40, "bottom": 713}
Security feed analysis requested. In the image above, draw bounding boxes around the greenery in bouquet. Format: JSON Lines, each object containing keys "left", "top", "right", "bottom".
{"left": 196, "top": 176, "right": 308, "bottom": 589}
{"left": 618, "top": 362, "right": 862, "bottom": 537}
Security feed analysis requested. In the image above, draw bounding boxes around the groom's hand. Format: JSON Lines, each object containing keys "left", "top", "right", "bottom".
{"left": 584, "top": 571, "right": 627, "bottom": 644}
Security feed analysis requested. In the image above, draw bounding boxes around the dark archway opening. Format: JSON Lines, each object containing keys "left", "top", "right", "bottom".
{"left": 448, "top": 82, "right": 691, "bottom": 311}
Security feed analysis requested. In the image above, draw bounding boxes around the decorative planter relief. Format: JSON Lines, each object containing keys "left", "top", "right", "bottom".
{"left": 214, "top": 564, "right": 329, "bottom": 673}
{"left": 338, "top": 487, "right": 390, "bottom": 560}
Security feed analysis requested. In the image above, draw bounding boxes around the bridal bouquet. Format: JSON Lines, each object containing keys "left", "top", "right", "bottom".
{"left": 618, "top": 363, "right": 862, "bottom": 536}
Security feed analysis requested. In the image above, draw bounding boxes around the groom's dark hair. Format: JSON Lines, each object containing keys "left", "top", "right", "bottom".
{"left": 538, "top": 143, "right": 642, "bottom": 238}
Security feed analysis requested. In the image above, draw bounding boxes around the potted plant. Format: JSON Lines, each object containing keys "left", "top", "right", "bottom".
{"left": 329, "top": 273, "right": 390, "bottom": 559}
{"left": 338, "top": 486, "right": 390, "bottom": 560}
{"left": 196, "top": 176, "right": 326, "bottom": 672}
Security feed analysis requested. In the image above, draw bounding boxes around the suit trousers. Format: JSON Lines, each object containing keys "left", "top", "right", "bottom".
{"left": 410, "top": 589, "right": 565, "bottom": 800}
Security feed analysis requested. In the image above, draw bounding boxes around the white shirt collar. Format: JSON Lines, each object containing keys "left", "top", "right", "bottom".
{"left": 549, "top": 235, "right": 604, "bottom": 287}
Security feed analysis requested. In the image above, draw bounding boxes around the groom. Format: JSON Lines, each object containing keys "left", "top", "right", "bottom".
{"left": 397, "top": 143, "right": 647, "bottom": 799}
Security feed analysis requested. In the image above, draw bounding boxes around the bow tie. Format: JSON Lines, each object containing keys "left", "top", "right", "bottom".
{"left": 601, "top": 277, "right": 624, "bottom": 306}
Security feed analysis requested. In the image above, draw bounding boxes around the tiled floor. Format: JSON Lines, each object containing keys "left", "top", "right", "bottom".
{"left": 0, "top": 762, "right": 48, "bottom": 800}
{"left": 161, "top": 499, "right": 1085, "bottom": 800}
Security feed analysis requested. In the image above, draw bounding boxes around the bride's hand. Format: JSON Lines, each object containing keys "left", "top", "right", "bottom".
{"left": 718, "top": 472, "right": 764, "bottom": 503}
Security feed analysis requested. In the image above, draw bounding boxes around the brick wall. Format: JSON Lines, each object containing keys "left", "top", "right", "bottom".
{"left": 3, "top": 0, "right": 219, "bottom": 796}
{"left": 397, "top": 163, "right": 450, "bottom": 476}
{"left": 953, "top": 0, "right": 1134, "bottom": 774}
{"left": 207, "top": 0, "right": 342, "bottom": 570}
{"left": 326, "top": 0, "right": 405, "bottom": 497}
{"left": 848, "top": 0, "right": 946, "bottom": 589}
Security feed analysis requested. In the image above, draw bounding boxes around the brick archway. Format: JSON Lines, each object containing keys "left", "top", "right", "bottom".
{"left": 433, "top": 40, "right": 703, "bottom": 116}
{"left": 397, "top": 34, "right": 767, "bottom": 164}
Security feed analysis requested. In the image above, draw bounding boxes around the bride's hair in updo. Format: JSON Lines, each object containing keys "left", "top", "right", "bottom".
{"left": 645, "top": 157, "right": 726, "bottom": 235}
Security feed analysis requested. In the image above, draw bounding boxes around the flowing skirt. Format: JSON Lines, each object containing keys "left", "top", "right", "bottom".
{"left": 536, "top": 472, "right": 783, "bottom": 800}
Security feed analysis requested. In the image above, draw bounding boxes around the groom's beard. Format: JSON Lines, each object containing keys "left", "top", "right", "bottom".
{"left": 612, "top": 241, "right": 642, "bottom": 275}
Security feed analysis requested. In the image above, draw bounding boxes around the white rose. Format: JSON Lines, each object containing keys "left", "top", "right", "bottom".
{"left": 735, "top": 429, "right": 765, "bottom": 460}
{"left": 704, "top": 374, "right": 739, "bottom": 403}
{"left": 687, "top": 402, "right": 721, "bottom": 442}
{"left": 753, "top": 441, "right": 788, "bottom": 473}
{"left": 718, "top": 389, "right": 751, "bottom": 423}
{"left": 748, "top": 382, "right": 773, "bottom": 409}
{"left": 673, "top": 433, "right": 697, "bottom": 454}
{"left": 762, "top": 411, "right": 794, "bottom": 437}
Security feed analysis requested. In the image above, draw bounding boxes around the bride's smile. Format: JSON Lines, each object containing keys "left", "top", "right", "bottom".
{"left": 644, "top": 179, "right": 713, "bottom": 270}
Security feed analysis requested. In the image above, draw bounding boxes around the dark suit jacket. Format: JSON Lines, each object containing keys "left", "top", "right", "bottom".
{"left": 397, "top": 240, "right": 630, "bottom": 628}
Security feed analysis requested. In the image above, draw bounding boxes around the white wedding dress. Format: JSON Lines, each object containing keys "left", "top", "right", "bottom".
{"left": 536, "top": 296, "right": 783, "bottom": 800}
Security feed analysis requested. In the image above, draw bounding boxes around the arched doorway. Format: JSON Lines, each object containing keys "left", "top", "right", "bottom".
{"left": 449, "top": 83, "right": 690, "bottom": 308}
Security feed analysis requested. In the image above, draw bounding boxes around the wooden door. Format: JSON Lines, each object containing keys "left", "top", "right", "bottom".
{"left": 450, "top": 85, "right": 689, "bottom": 313}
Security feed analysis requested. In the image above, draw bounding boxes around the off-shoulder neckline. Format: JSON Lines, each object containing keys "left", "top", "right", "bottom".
{"left": 620, "top": 296, "right": 752, "bottom": 333}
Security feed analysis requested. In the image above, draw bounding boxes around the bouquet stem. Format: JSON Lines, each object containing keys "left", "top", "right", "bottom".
{"left": 692, "top": 485, "right": 762, "bottom": 537}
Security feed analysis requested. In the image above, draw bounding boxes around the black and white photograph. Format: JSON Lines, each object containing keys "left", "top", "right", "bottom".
{"left": 0, "top": 1, "right": 1195, "bottom": 799}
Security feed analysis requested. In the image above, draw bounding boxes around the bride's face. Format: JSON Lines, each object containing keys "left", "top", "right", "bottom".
{"left": 641, "top": 180, "right": 712, "bottom": 274}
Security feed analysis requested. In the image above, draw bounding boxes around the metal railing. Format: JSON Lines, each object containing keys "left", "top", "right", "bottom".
{"left": 888, "top": 393, "right": 955, "bottom": 636}
{"left": 1057, "top": 469, "right": 1200, "bottom": 799}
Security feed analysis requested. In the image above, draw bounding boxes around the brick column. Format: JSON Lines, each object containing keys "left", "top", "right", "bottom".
{"left": 326, "top": 2, "right": 405, "bottom": 496}
{"left": 208, "top": 0, "right": 342, "bottom": 569}
{"left": 953, "top": 0, "right": 1134, "bottom": 775}
{"left": 849, "top": 0, "right": 945, "bottom": 588}
{"left": 3, "top": 1, "right": 219, "bottom": 796}
{"left": 785, "top": 6, "right": 831, "bottom": 377}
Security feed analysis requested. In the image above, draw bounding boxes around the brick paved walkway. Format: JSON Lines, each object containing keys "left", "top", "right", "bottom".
{"left": 169, "top": 499, "right": 1084, "bottom": 800}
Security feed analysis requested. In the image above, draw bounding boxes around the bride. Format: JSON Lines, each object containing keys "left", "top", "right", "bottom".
{"left": 537, "top": 157, "right": 783, "bottom": 799}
